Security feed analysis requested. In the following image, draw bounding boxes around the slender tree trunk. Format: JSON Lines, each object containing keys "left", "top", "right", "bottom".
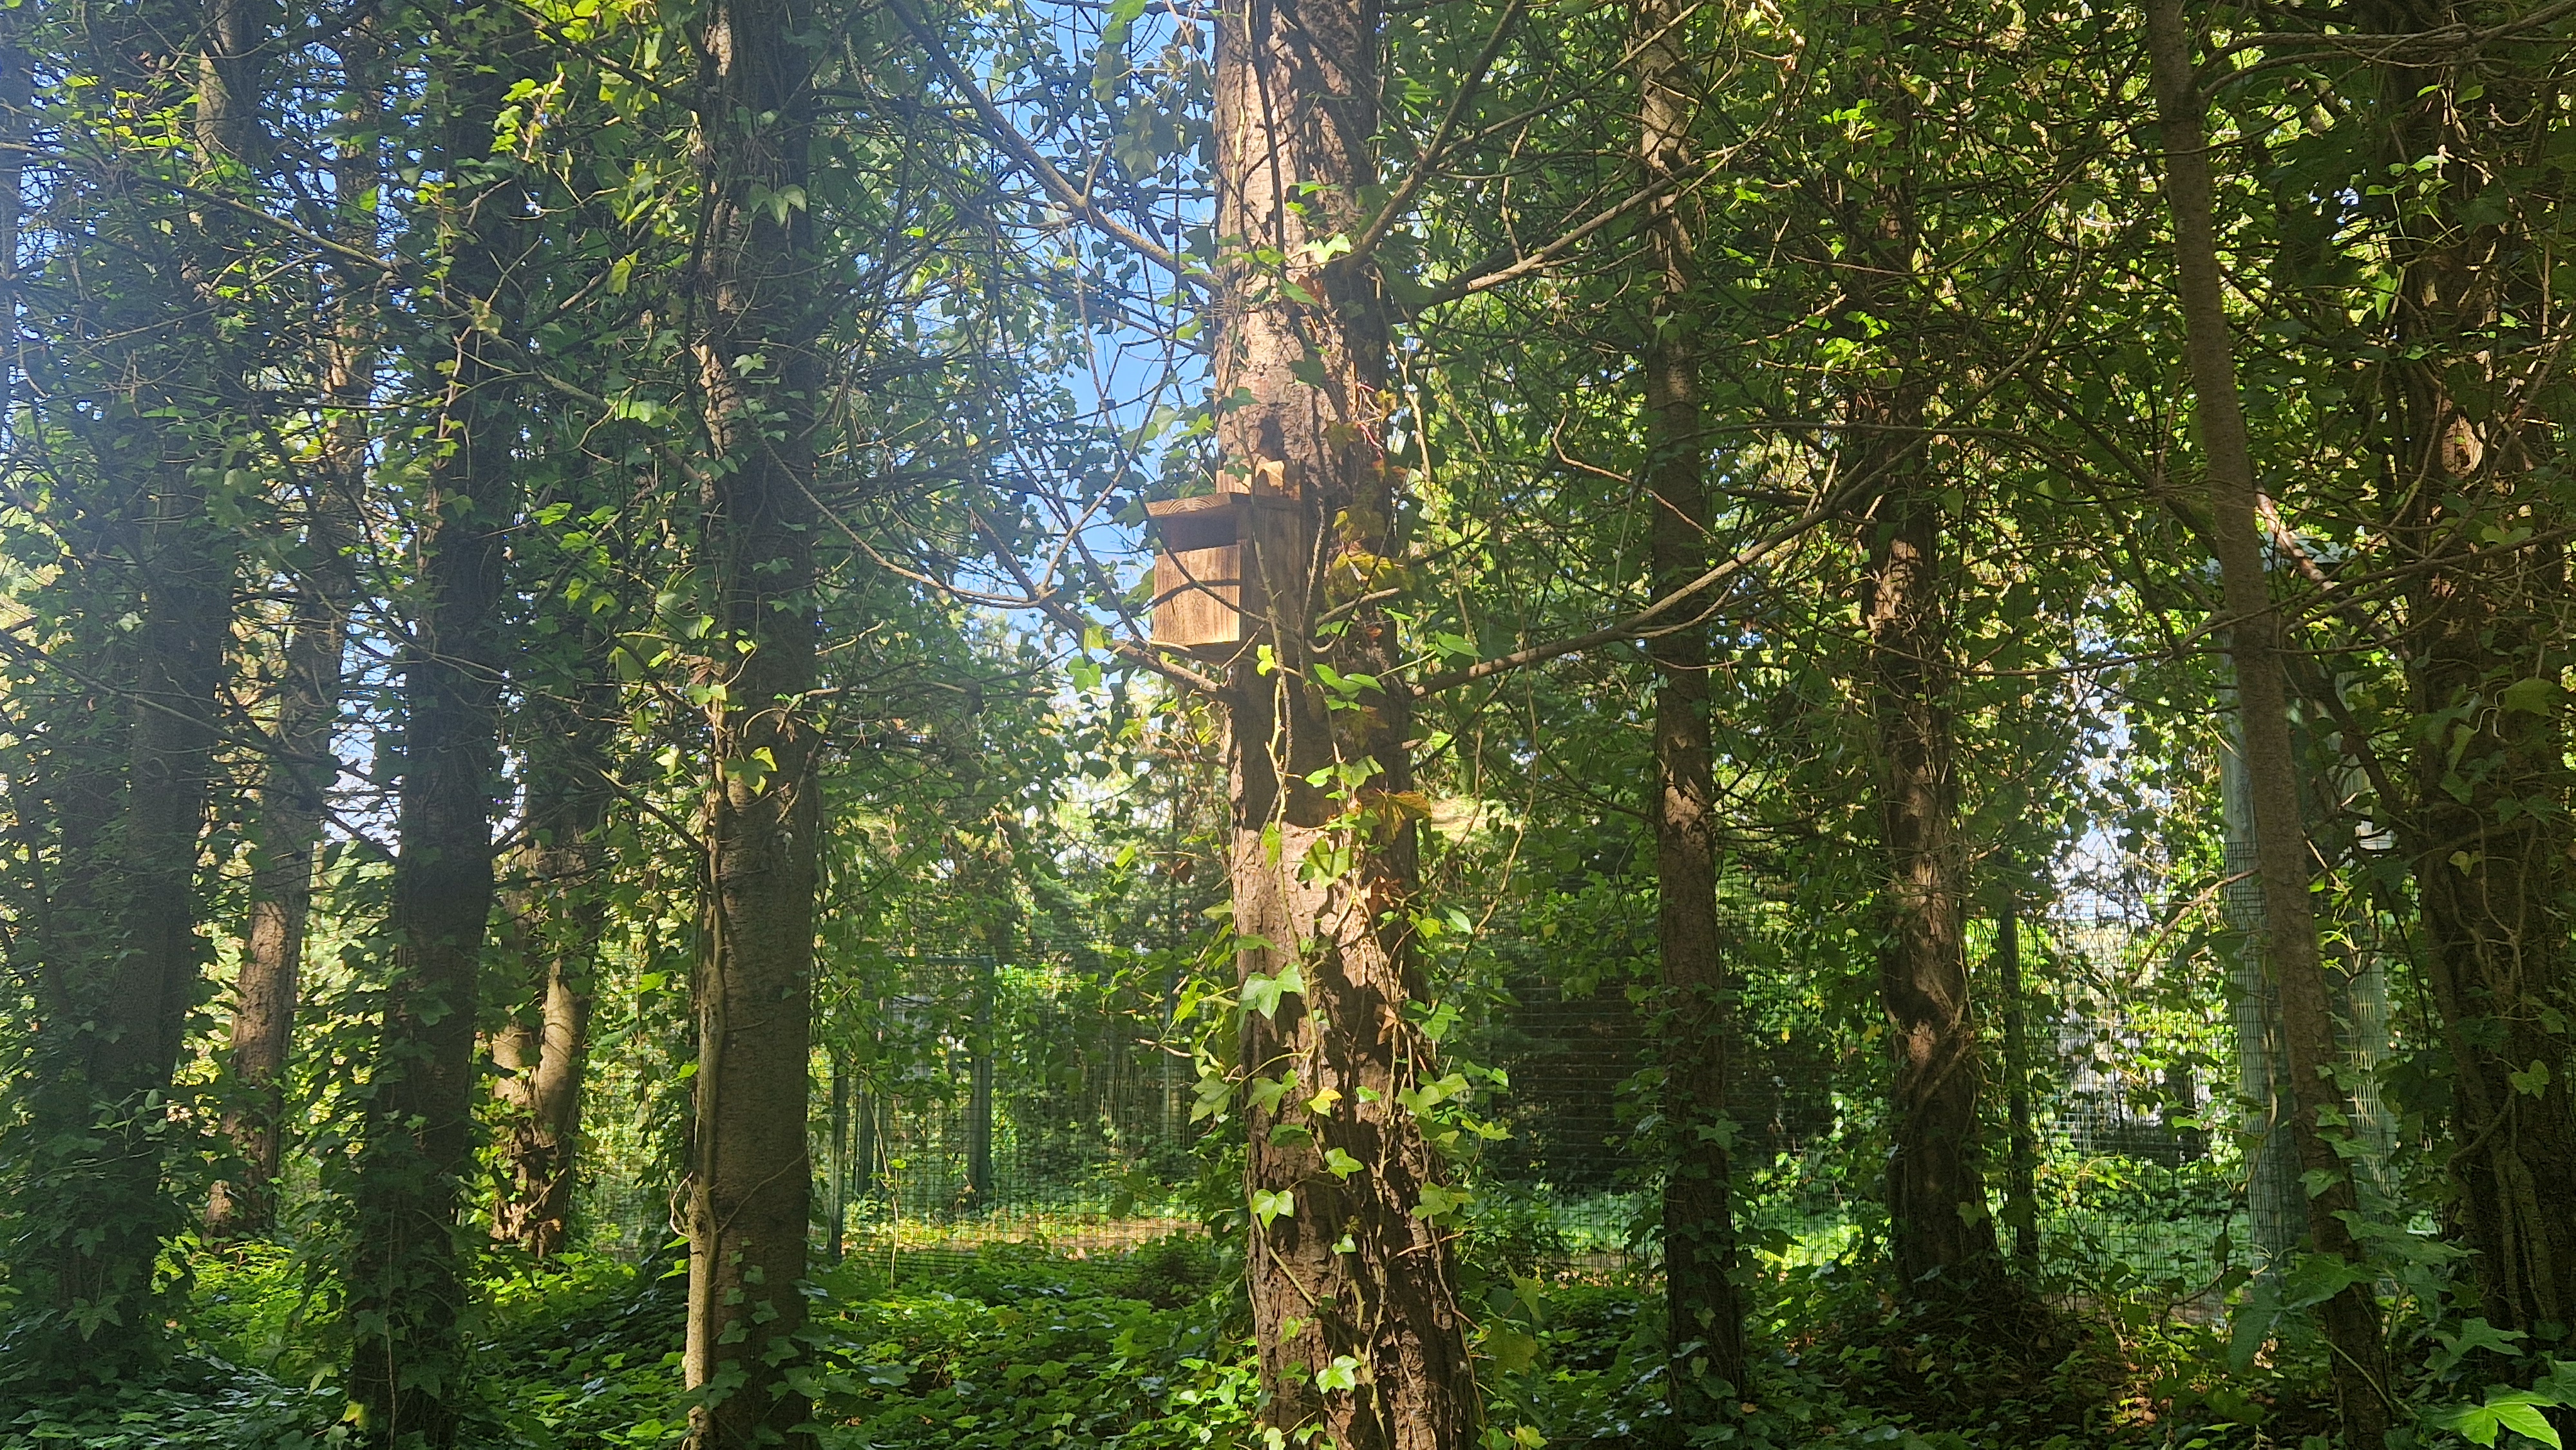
{"left": 1996, "top": 897, "right": 2038, "bottom": 1274}
{"left": 1212, "top": 0, "right": 1475, "bottom": 1444}
{"left": 491, "top": 671, "right": 612, "bottom": 1259}
{"left": 2362, "top": 0, "right": 2576, "bottom": 1336}
{"left": 1855, "top": 398, "right": 1996, "bottom": 1288}
{"left": 343, "top": 15, "right": 524, "bottom": 1437}
{"left": 683, "top": 0, "right": 822, "bottom": 1436}
{"left": 1631, "top": 0, "right": 1747, "bottom": 1408}
{"left": 209, "top": 9, "right": 377, "bottom": 1236}
{"left": 2144, "top": 3, "right": 2390, "bottom": 1438}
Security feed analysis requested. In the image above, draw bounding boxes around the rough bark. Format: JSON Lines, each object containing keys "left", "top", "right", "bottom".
{"left": 2144, "top": 2, "right": 2391, "bottom": 1437}
{"left": 1633, "top": 0, "right": 1747, "bottom": 1407}
{"left": 1855, "top": 397, "right": 1997, "bottom": 1288}
{"left": 209, "top": 9, "right": 376, "bottom": 1236}
{"left": 681, "top": 0, "right": 822, "bottom": 1436}
{"left": 1214, "top": 0, "right": 1477, "bottom": 1442}
{"left": 2362, "top": 0, "right": 2576, "bottom": 1337}
{"left": 343, "top": 17, "right": 524, "bottom": 1439}
{"left": 490, "top": 670, "right": 613, "bottom": 1259}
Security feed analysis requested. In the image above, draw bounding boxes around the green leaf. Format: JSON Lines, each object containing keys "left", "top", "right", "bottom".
{"left": 2280, "top": 1251, "right": 2371, "bottom": 1310}
{"left": 1250, "top": 1188, "right": 1295, "bottom": 1227}
{"left": 1484, "top": 1328, "right": 1540, "bottom": 1373}
{"left": 2502, "top": 677, "right": 2564, "bottom": 714}
{"left": 1241, "top": 963, "right": 1305, "bottom": 1018}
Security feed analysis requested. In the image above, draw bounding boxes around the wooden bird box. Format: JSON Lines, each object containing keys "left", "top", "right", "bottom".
{"left": 1145, "top": 494, "right": 1245, "bottom": 655}
{"left": 1145, "top": 469, "right": 1302, "bottom": 657}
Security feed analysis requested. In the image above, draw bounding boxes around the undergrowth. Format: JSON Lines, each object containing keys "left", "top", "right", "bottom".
{"left": 0, "top": 1234, "right": 2490, "bottom": 1450}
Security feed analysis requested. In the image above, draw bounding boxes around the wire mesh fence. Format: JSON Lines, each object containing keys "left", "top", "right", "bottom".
{"left": 579, "top": 910, "right": 2300, "bottom": 1308}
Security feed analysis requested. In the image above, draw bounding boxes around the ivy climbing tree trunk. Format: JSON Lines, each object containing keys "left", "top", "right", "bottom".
{"left": 491, "top": 661, "right": 613, "bottom": 1259}
{"left": 209, "top": 5, "right": 376, "bottom": 1237}
{"left": 1826, "top": 30, "right": 1998, "bottom": 1294}
{"left": 1633, "top": 0, "right": 1747, "bottom": 1408}
{"left": 1853, "top": 390, "right": 1996, "bottom": 1289}
{"left": 682, "top": 0, "right": 822, "bottom": 1435}
{"left": 2363, "top": 0, "right": 2576, "bottom": 1338}
{"left": 2145, "top": 1, "right": 2391, "bottom": 1438}
{"left": 343, "top": 13, "right": 526, "bottom": 1439}
{"left": 1213, "top": 0, "right": 1477, "bottom": 1442}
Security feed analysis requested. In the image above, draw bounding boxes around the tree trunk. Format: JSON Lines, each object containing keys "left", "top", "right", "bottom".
{"left": 1631, "top": 0, "right": 1747, "bottom": 1408}
{"left": 1214, "top": 0, "right": 1477, "bottom": 1444}
{"left": 491, "top": 669, "right": 613, "bottom": 1259}
{"left": 1996, "top": 898, "right": 2038, "bottom": 1274}
{"left": 209, "top": 8, "right": 377, "bottom": 1236}
{"left": 343, "top": 16, "right": 524, "bottom": 1438}
{"left": 1855, "top": 397, "right": 1996, "bottom": 1288}
{"left": 683, "top": 0, "right": 822, "bottom": 1436}
{"left": 2143, "top": 2, "right": 2391, "bottom": 1437}
{"left": 2362, "top": 0, "right": 2576, "bottom": 1337}
{"left": 31, "top": 0, "right": 251, "bottom": 1373}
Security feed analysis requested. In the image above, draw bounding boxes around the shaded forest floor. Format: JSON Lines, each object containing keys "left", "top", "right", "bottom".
{"left": 2, "top": 1238, "right": 2334, "bottom": 1449}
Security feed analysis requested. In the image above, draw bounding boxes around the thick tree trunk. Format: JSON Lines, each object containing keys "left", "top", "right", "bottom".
{"left": 1855, "top": 402, "right": 1997, "bottom": 1288}
{"left": 1632, "top": 0, "right": 1747, "bottom": 1408}
{"left": 30, "top": 0, "right": 251, "bottom": 1373}
{"left": 2364, "top": 0, "right": 2576, "bottom": 1336}
{"left": 1214, "top": 0, "right": 1477, "bottom": 1444}
{"left": 682, "top": 0, "right": 822, "bottom": 1438}
{"left": 491, "top": 672, "right": 612, "bottom": 1259}
{"left": 343, "top": 19, "right": 522, "bottom": 1440}
{"left": 209, "top": 12, "right": 375, "bottom": 1235}
{"left": 2144, "top": 3, "right": 2391, "bottom": 1438}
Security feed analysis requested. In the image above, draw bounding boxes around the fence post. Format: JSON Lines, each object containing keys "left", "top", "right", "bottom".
{"left": 967, "top": 952, "right": 995, "bottom": 1204}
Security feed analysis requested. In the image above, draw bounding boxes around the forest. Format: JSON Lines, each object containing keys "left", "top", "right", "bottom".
{"left": 0, "top": 0, "right": 2568, "bottom": 1445}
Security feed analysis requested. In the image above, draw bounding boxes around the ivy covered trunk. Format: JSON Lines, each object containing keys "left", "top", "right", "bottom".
{"left": 2369, "top": 0, "right": 2576, "bottom": 1337}
{"left": 343, "top": 15, "right": 524, "bottom": 1439}
{"left": 1213, "top": 0, "right": 1477, "bottom": 1443}
{"left": 1854, "top": 396, "right": 1996, "bottom": 1288}
{"left": 1633, "top": 0, "right": 1748, "bottom": 1406}
{"left": 2145, "top": 2, "right": 2390, "bottom": 1438}
{"left": 491, "top": 666, "right": 613, "bottom": 1258}
{"left": 682, "top": 0, "right": 822, "bottom": 1435}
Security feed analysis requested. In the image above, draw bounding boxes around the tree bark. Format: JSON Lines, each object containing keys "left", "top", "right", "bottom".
{"left": 1214, "top": 0, "right": 1477, "bottom": 1442}
{"left": 2362, "top": 0, "right": 2576, "bottom": 1337}
{"left": 209, "top": 6, "right": 376, "bottom": 1237}
{"left": 490, "top": 668, "right": 613, "bottom": 1259}
{"left": 1855, "top": 391, "right": 1997, "bottom": 1288}
{"left": 2143, "top": 2, "right": 2390, "bottom": 1438}
{"left": 1632, "top": 0, "right": 1747, "bottom": 1408}
{"left": 30, "top": 0, "right": 250, "bottom": 1373}
{"left": 343, "top": 14, "right": 524, "bottom": 1438}
{"left": 682, "top": 0, "right": 822, "bottom": 1436}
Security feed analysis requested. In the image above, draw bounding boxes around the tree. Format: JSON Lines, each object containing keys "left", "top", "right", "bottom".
{"left": 490, "top": 646, "right": 614, "bottom": 1258}
{"left": 1210, "top": 0, "right": 1481, "bottom": 1440}
{"left": 2362, "top": 0, "right": 2576, "bottom": 1337}
{"left": 343, "top": 6, "right": 531, "bottom": 1436}
{"left": 1631, "top": 0, "right": 1748, "bottom": 1405}
{"left": 209, "top": 2, "right": 377, "bottom": 1238}
{"left": 2144, "top": 1, "right": 2389, "bottom": 1437}
{"left": 680, "top": 0, "right": 825, "bottom": 1436}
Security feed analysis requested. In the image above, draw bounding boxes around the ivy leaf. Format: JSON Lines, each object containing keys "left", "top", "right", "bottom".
{"left": 1249, "top": 1188, "right": 1295, "bottom": 1227}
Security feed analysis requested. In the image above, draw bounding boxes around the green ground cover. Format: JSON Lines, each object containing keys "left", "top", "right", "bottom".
{"left": 3, "top": 1227, "right": 2363, "bottom": 1450}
